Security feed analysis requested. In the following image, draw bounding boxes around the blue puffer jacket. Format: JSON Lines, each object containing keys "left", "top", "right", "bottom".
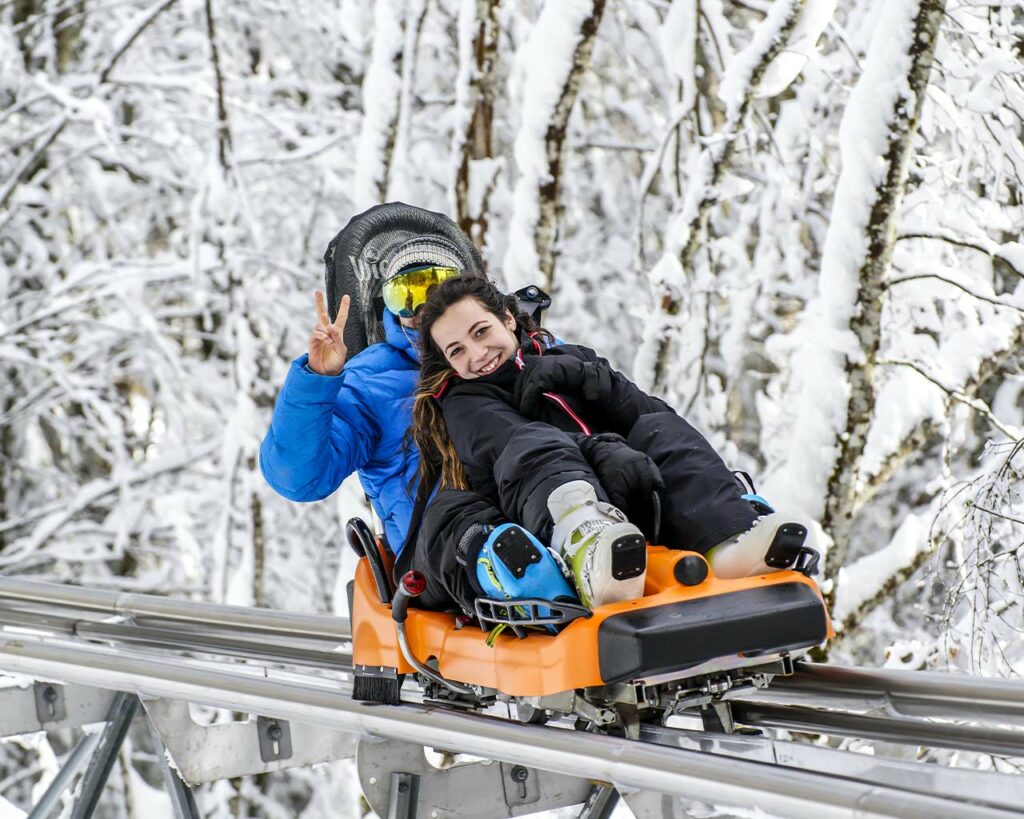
{"left": 259, "top": 311, "right": 420, "bottom": 553}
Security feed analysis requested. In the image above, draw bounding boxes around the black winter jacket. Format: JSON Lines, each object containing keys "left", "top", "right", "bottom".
{"left": 437, "top": 335, "right": 671, "bottom": 540}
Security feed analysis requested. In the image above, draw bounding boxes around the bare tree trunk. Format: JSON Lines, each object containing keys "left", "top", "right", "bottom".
{"left": 391, "top": 0, "right": 429, "bottom": 205}
{"left": 54, "top": 1, "right": 87, "bottom": 74}
{"left": 504, "top": 0, "right": 606, "bottom": 293}
{"left": 453, "top": 0, "right": 502, "bottom": 255}
{"left": 12, "top": 0, "right": 38, "bottom": 69}
{"left": 204, "top": 0, "right": 265, "bottom": 608}
{"left": 536, "top": 0, "right": 605, "bottom": 292}
{"left": 0, "top": 383, "right": 13, "bottom": 554}
{"left": 822, "top": 0, "right": 946, "bottom": 599}
{"left": 251, "top": 454, "right": 266, "bottom": 608}
{"left": 205, "top": 0, "right": 232, "bottom": 171}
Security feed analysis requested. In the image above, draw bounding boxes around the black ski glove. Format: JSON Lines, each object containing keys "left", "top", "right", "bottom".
{"left": 578, "top": 433, "right": 664, "bottom": 542}
{"left": 513, "top": 354, "right": 612, "bottom": 414}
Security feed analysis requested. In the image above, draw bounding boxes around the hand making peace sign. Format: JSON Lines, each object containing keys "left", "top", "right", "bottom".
{"left": 309, "top": 291, "right": 351, "bottom": 376}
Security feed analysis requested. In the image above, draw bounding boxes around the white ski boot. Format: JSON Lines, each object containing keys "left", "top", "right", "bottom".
{"left": 706, "top": 512, "right": 820, "bottom": 578}
{"left": 547, "top": 480, "right": 647, "bottom": 608}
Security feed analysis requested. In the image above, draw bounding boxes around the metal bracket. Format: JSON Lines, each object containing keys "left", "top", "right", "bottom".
{"left": 621, "top": 789, "right": 703, "bottom": 819}
{"left": 34, "top": 681, "right": 67, "bottom": 722}
{"left": 144, "top": 699, "right": 356, "bottom": 785}
{"left": 501, "top": 764, "right": 535, "bottom": 807}
{"left": 1, "top": 682, "right": 116, "bottom": 737}
{"left": 579, "top": 785, "right": 621, "bottom": 819}
{"left": 387, "top": 771, "right": 419, "bottom": 819}
{"left": 26, "top": 696, "right": 200, "bottom": 819}
{"left": 257, "top": 716, "right": 292, "bottom": 762}
{"left": 357, "top": 737, "right": 594, "bottom": 819}
{"left": 700, "top": 701, "right": 736, "bottom": 734}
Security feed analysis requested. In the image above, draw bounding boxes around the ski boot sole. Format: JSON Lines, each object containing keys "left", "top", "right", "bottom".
{"left": 492, "top": 526, "right": 542, "bottom": 579}
{"left": 611, "top": 534, "right": 647, "bottom": 581}
{"left": 764, "top": 523, "right": 819, "bottom": 576}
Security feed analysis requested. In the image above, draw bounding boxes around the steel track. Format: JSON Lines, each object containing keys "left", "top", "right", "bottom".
{"left": 736, "top": 661, "right": 1024, "bottom": 722}
{"left": 3, "top": 575, "right": 1023, "bottom": 754}
{"left": 2, "top": 575, "right": 1024, "bottom": 817}
{"left": 0, "top": 631, "right": 1020, "bottom": 819}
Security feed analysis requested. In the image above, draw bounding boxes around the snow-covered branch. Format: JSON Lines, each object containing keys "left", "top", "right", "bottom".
{"left": 503, "top": 0, "right": 607, "bottom": 292}
{"left": 884, "top": 273, "right": 1024, "bottom": 314}
{"left": 896, "top": 231, "right": 1024, "bottom": 280}
{"left": 879, "top": 358, "right": 1020, "bottom": 439}
{"left": 0, "top": 0, "right": 179, "bottom": 217}
{"left": 646, "top": 0, "right": 812, "bottom": 393}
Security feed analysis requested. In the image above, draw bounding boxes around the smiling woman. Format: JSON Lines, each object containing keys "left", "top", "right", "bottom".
{"left": 409, "top": 277, "right": 820, "bottom": 614}
{"left": 430, "top": 299, "right": 519, "bottom": 379}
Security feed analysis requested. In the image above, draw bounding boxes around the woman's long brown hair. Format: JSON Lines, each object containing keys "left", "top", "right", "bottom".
{"left": 411, "top": 277, "right": 550, "bottom": 491}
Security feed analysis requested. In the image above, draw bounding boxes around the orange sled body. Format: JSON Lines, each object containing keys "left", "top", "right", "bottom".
{"left": 351, "top": 546, "right": 834, "bottom": 698}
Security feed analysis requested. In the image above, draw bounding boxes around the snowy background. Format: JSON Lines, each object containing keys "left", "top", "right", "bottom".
{"left": 2, "top": 0, "right": 1023, "bottom": 815}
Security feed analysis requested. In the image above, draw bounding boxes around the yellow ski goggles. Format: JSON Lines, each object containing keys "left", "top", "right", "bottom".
{"left": 381, "top": 265, "right": 461, "bottom": 318}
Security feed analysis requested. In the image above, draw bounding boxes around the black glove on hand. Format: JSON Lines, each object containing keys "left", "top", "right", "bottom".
{"left": 578, "top": 433, "right": 664, "bottom": 542}
{"left": 514, "top": 353, "right": 612, "bottom": 414}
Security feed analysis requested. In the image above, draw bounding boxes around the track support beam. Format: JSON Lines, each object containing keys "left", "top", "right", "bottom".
{"left": 357, "top": 737, "right": 594, "bottom": 818}
{"left": 143, "top": 699, "right": 357, "bottom": 784}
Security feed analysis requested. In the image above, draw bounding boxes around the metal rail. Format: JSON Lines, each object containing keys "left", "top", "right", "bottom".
{"left": 74, "top": 622, "right": 353, "bottom": 672}
{"left": 0, "top": 576, "right": 351, "bottom": 640}
{"left": 4, "top": 577, "right": 1024, "bottom": 764}
{"left": 744, "top": 662, "right": 1024, "bottom": 724}
{"left": 14, "top": 610, "right": 1018, "bottom": 758}
{"left": 639, "top": 723, "right": 1024, "bottom": 812}
{"left": 1, "top": 604, "right": 353, "bottom": 672}
{"left": 0, "top": 633, "right": 1016, "bottom": 819}
{"left": 4, "top": 574, "right": 1016, "bottom": 728}
{"left": 732, "top": 702, "right": 1024, "bottom": 757}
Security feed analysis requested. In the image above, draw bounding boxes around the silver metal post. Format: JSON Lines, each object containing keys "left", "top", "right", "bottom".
{"left": 386, "top": 771, "right": 419, "bottom": 819}
{"left": 69, "top": 693, "right": 138, "bottom": 819}
{"left": 26, "top": 732, "right": 101, "bottom": 819}
{"left": 145, "top": 713, "right": 200, "bottom": 819}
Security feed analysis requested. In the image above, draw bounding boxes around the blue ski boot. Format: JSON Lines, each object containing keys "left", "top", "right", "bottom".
{"left": 474, "top": 523, "right": 579, "bottom": 636}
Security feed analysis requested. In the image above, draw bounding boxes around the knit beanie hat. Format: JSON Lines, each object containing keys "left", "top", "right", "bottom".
{"left": 383, "top": 235, "right": 466, "bottom": 280}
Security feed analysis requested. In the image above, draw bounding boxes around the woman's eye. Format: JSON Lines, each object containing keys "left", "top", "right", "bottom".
{"left": 450, "top": 347, "right": 463, "bottom": 359}
{"left": 475, "top": 327, "right": 487, "bottom": 338}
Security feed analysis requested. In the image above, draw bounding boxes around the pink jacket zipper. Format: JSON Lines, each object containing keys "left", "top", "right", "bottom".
{"left": 514, "top": 349, "right": 591, "bottom": 436}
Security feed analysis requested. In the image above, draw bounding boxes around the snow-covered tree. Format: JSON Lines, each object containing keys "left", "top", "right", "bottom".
{"left": 3, "top": 0, "right": 1024, "bottom": 813}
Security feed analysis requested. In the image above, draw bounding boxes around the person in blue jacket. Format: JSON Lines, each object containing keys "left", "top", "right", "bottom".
{"left": 259, "top": 203, "right": 582, "bottom": 614}
{"left": 259, "top": 285, "right": 419, "bottom": 552}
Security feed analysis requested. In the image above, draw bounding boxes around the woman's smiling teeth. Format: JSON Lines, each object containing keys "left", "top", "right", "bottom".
{"left": 477, "top": 355, "right": 501, "bottom": 375}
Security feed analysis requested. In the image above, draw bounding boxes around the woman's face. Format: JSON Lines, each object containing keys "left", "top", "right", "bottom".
{"left": 430, "top": 297, "right": 518, "bottom": 379}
